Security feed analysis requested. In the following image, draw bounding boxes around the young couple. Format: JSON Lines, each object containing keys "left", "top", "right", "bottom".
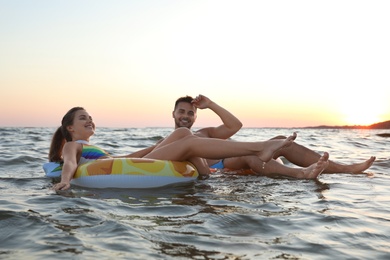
{"left": 49, "top": 107, "right": 301, "bottom": 191}
{"left": 50, "top": 95, "right": 375, "bottom": 190}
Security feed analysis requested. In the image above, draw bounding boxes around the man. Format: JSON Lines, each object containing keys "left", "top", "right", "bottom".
{"left": 172, "top": 95, "right": 375, "bottom": 179}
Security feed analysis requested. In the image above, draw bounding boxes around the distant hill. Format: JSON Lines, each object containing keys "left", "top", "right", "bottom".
{"left": 304, "top": 120, "right": 390, "bottom": 129}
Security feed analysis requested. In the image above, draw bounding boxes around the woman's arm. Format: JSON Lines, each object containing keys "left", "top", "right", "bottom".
{"left": 53, "top": 142, "right": 80, "bottom": 191}
{"left": 123, "top": 145, "right": 157, "bottom": 158}
{"left": 120, "top": 138, "right": 164, "bottom": 158}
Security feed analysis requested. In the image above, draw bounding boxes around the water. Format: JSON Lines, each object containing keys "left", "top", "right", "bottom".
{"left": 0, "top": 127, "right": 389, "bottom": 259}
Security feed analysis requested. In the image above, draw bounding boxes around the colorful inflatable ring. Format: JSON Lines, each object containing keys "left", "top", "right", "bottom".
{"left": 43, "top": 158, "right": 199, "bottom": 188}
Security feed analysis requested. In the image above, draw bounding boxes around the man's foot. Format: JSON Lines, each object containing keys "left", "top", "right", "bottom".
{"left": 348, "top": 156, "right": 376, "bottom": 174}
{"left": 300, "top": 152, "right": 329, "bottom": 179}
{"left": 258, "top": 132, "right": 297, "bottom": 163}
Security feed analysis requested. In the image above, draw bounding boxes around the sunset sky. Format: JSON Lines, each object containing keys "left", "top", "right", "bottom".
{"left": 1, "top": 0, "right": 389, "bottom": 128}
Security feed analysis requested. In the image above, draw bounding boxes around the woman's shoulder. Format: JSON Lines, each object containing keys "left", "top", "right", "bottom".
{"left": 61, "top": 141, "right": 83, "bottom": 160}
{"left": 63, "top": 141, "right": 83, "bottom": 151}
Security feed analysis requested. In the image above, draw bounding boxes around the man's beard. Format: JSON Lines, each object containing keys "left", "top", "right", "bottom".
{"left": 175, "top": 119, "right": 193, "bottom": 129}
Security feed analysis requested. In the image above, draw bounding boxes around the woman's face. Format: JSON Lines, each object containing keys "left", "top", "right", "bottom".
{"left": 67, "top": 109, "right": 96, "bottom": 139}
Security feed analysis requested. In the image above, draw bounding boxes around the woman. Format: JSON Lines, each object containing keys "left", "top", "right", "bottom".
{"left": 50, "top": 107, "right": 312, "bottom": 191}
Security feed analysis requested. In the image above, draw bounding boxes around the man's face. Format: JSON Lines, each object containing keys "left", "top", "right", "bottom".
{"left": 172, "top": 102, "right": 197, "bottom": 129}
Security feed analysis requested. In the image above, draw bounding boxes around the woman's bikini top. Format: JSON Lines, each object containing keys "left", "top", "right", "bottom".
{"left": 76, "top": 140, "right": 110, "bottom": 165}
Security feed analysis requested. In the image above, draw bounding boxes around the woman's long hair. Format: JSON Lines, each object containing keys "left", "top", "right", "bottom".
{"left": 49, "top": 107, "right": 85, "bottom": 162}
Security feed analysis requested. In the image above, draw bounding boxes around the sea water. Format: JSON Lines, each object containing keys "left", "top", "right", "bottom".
{"left": 0, "top": 127, "right": 389, "bottom": 259}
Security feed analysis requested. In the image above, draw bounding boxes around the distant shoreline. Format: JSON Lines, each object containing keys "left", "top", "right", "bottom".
{"left": 302, "top": 120, "right": 390, "bottom": 130}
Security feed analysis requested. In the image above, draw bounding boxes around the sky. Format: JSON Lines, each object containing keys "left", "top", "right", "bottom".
{"left": 1, "top": 0, "right": 389, "bottom": 128}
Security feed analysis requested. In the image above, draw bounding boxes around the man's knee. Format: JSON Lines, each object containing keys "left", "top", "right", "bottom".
{"left": 173, "top": 127, "right": 193, "bottom": 138}
{"left": 271, "top": 135, "right": 286, "bottom": 140}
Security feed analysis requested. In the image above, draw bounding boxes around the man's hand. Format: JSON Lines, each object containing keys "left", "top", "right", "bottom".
{"left": 192, "top": 94, "right": 212, "bottom": 110}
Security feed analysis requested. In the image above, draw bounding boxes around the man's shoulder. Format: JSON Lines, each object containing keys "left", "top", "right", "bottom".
{"left": 193, "top": 128, "right": 212, "bottom": 138}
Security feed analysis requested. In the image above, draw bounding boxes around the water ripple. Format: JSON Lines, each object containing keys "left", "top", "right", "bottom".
{"left": 0, "top": 127, "right": 389, "bottom": 259}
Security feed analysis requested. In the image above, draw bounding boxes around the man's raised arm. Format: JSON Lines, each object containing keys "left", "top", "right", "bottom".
{"left": 192, "top": 94, "right": 242, "bottom": 139}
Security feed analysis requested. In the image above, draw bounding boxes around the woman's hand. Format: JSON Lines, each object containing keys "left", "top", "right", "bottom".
{"left": 53, "top": 182, "right": 71, "bottom": 191}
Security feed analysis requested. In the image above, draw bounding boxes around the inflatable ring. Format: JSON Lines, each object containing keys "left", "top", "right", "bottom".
{"left": 43, "top": 158, "right": 199, "bottom": 188}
